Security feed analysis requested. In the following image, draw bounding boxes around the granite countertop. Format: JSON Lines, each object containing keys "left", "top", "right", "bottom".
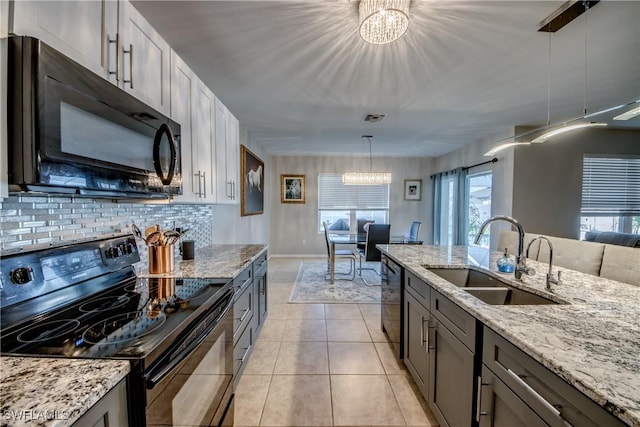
{"left": 136, "top": 244, "right": 268, "bottom": 279}
{"left": 0, "top": 357, "right": 130, "bottom": 427}
{"left": 379, "top": 244, "right": 640, "bottom": 427}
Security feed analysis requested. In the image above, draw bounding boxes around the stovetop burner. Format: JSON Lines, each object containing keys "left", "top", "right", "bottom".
{"left": 17, "top": 320, "right": 81, "bottom": 344}
{"left": 79, "top": 295, "right": 132, "bottom": 313}
{"left": 82, "top": 311, "right": 166, "bottom": 345}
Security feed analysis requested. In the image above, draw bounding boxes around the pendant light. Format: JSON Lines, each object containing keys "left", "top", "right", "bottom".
{"left": 343, "top": 136, "right": 392, "bottom": 185}
{"left": 485, "top": 1, "right": 606, "bottom": 156}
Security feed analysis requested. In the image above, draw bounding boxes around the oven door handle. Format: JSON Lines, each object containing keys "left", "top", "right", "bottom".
{"left": 145, "top": 289, "right": 234, "bottom": 388}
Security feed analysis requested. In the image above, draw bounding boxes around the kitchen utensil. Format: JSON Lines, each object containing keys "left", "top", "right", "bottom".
{"left": 146, "top": 231, "right": 163, "bottom": 246}
{"left": 132, "top": 224, "right": 147, "bottom": 244}
{"left": 145, "top": 225, "right": 159, "bottom": 238}
{"left": 162, "top": 230, "right": 182, "bottom": 246}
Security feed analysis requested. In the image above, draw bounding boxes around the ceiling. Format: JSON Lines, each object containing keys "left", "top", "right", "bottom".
{"left": 131, "top": 1, "right": 640, "bottom": 158}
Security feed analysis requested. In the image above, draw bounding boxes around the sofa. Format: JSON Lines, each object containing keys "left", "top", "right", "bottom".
{"left": 583, "top": 231, "right": 640, "bottom": 247}
{"left": 498, "top": 231, "right": 639, "bottom": 286}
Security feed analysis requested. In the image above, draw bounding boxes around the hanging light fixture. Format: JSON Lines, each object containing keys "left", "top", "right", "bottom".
{"left": 343, "top": 135, "right": 392, "bottom": 185}
{"left": 359, "top": 0, "right": 410, "bottom": 45}
{"left": 484, "top": 1, "right": 608, "bottom": 156}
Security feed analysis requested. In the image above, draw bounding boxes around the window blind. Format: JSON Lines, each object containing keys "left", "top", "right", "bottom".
{"left": 318, "top": 174, "right": 389, "bottom": 209}
{"left": 581, "top": 156, "right": 640, "bottom": 215}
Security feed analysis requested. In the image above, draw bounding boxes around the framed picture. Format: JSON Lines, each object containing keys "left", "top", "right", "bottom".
{"left": 404, "top": 179, "right": 422, "bottom": 201}
{"left": 241, "top": 145, "right": 264, "bottom": 216}
{"left": 281, "top": 174, "right": 306, "bottom": 203}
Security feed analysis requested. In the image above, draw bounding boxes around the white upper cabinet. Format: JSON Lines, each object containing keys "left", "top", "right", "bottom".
{"left": 170, "top": 51, "right": 197, "bottom": 203}
{"left": 12, "top": 1, "right": 171, "bottom": 115}
{"left": 214, "top": 97, "right": 240, "bottom": 204}
{"left": 11, "top": 0, "right": 119, "bottom": 82}
{"left": 193, "top": 80, "right": 216, "bottom": 202}
{"left": 118, "top": 0, "right": 171, "bottom": 116}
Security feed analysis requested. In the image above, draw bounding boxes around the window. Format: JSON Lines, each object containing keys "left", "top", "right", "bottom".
{"left": 467, "top": 172, "right": 492, "bottom": 247}
{"left": 580, "top": 156, "right": 640, "bottom": 238}
{"left": 433, "top": 168, "right": 493, "bottom": 246}
{"left": 318, "top": 174, "right": 389, "bottom": 232}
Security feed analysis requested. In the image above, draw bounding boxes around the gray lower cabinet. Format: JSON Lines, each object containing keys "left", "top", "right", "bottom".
{"left": 72, "top": 379, "right": 128, "bottom": 427}
{"left": 478, "top": 365, "right": 548, "bottom": 427}
{"left": 233, "top": 251, "right": 268, "bottom": 388}
{"left": 482, "top": 328, "right": 626, "bottom": 427}
{"left": 233, "top": 263, "right": 254, "bottom": 386}
{"left": 403, "top": 289, "right": 430, "bottom": 397}
{"left": 252, "top": 251, "right": 268, "bottom": 334}
{"left": 428, "top": 289, "right": 477, "bottom": 427}
{"left": 404, "top": 272, "right": 477, "bottom": 427}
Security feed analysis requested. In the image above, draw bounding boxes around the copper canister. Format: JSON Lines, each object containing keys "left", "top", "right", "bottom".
{"left": 148, "top": 245, "right": 175, "bottom": 274}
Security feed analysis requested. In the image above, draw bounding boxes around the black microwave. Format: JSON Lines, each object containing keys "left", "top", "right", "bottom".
{"left": 7, "top": 36, "right": 182, "bottom": 199}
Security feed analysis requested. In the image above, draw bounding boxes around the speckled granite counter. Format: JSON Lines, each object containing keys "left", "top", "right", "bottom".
{"left": 136, "top": 244, "right": 268, "bottom": 279}
{"left": 0, "top": 357, "right": 129, "bottom": 427}
{"left": 380, "top": 244, "right": 640, "bottom": 427}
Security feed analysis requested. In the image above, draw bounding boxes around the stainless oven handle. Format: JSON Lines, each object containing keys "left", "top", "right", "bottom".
{"left": 145, "top": 289, "right": 234, "bottom": 388}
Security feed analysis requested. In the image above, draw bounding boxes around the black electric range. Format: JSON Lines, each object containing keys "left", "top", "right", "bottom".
{"left": 0, "top": 235, "right": 235, "bottom": 426}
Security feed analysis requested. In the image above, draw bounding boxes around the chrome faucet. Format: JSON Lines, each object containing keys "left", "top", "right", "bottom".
{"left": 474, "top": 215, "right": 535, "bottom": 280}
{"left": 526, "top": 236, "right": 562, "bottom": 290}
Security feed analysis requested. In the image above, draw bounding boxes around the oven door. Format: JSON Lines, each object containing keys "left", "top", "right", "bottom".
{"left": 144, "top": 289, "right": 234, "bottom": 427}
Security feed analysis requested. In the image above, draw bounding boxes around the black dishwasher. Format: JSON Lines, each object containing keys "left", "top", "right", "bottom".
{"left": 381, "top": 255, "right": 403, "bottom": 359}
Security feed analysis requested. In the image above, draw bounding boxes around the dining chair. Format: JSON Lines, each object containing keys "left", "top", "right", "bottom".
{"left": 409, "top": 221, "right": 421, "bottom": 241}
{"left": 356, "top": 219, "right": 374, "bottom": 251}
{"left": 358, "top": 224, "right": 391, "bottom": 285}
{"left": 323, "top": 221, "right": 357, "bottom": 281}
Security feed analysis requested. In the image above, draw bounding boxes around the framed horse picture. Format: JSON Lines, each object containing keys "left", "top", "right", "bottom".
{"left": 241, "top": 145, "right": 264, "bottom": 216}
{"left": 281, "top": 174, "right": 305, "bottom": 203}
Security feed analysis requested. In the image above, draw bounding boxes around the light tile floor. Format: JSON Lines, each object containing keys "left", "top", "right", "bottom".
{"left": 234, "top": 257, "right": 439, "bottom": 427}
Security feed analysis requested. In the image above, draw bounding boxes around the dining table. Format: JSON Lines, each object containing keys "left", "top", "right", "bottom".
{"left": 327, "top": 233, "right": 423, "bottom": 284}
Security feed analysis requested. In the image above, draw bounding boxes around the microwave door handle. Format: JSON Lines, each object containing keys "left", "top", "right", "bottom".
{"left": 153, "top": 124, "right": 177, "bottom": 186}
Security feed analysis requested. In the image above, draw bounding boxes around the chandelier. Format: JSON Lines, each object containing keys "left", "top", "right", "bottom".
{"left": 359, "top": 0, "right": 410, "bottom": 45}
{"left": 343, "top": 136, "right": 392, "bottom": 185}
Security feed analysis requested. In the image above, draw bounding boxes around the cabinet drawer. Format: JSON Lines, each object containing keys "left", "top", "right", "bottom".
{"left": 483, "top": 328, "right": 626, "bottom": 427}
{"left": 233, "top": 282, "right": 253, "bottom": 342}
{"left": 253, "top": 251, "right": 268, "bottom": 276}
{"left": 233, "top": 322, "right": 253, "bottom": 386}
{"left": 234, "top": 265, "right": 253, "bottom": 297}
{"left": 430, "top": 289, "right": 476, "bottom": 351}
{"left": 405, "top": 270, "right": 430, "bottom": 303}
{"left": 478, "top": 365, "right": 547, "bottom": 427}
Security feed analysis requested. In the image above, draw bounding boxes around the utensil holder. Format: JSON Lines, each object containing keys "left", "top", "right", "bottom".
{"left": 149, "top": 245, "right": 175, "bottom": 273}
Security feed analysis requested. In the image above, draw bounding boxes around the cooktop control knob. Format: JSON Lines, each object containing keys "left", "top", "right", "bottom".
{"left": 10, "top": 266, "right": 34, "bottom": 285}
{"left": 120, "top": 243, "right": 134, "bottom": 255}
{"left": 105, "top": 247, "right": 122, "bottom": 259}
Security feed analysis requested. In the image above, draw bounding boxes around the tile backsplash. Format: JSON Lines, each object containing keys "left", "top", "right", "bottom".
{"left": 0, "top": 195, "right": 213, "bottom": 260}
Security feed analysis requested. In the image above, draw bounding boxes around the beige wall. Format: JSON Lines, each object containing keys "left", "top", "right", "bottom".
{"left": 512, "top": 128, "right": 640, "bottom": 239}
{"left": 269, "top": 155, "right": 433, "bottom": 256}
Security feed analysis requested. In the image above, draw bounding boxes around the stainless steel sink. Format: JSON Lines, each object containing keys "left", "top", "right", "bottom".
{"left": 427, "top": 267, "right": 509, "bottom": 288}
{"left": 464, "top": 287, "right": 558, "bottom": 305}
{"left": 426, "top": 267, "right": 559, "bottom": 305}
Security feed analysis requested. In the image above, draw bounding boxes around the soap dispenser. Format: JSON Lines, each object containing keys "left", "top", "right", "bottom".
{"left": 497, "top": 248, "right": 515, "bottom": 273}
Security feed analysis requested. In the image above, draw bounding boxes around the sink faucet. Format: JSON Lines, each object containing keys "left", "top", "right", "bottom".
{"left": 526, "top": 236, "right": 562, "bottom": 290}
{"left": 474, "top": 215, "right": 535, "bottom": 280}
